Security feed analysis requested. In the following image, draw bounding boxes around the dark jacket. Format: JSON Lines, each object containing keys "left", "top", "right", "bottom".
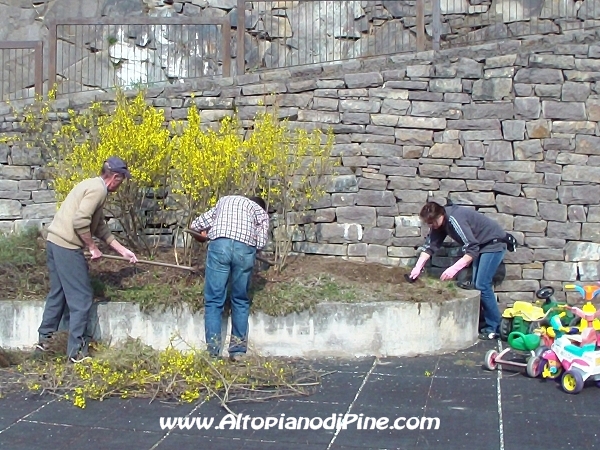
{"left": 422, "top": 205, "right": 506, "bottom": 258}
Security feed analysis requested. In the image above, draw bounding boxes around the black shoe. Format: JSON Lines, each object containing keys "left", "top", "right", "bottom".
{"left": 457, "top": 280, "right": 476, "bottom": 290}
{"left": 207, "top": 354, "right": 223, "bottom": 364}
{"left": 33, "top": 342, "right": 51, "bottom": 358}
{"left": 478, "top": 331, "right": 498, "bottom": 340}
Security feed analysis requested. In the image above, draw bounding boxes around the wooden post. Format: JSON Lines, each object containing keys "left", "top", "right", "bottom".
{"left": 34, "top": 41, "right": 43, "bottom": 97}
{"left": 432, "top": 0, "right": 441, "bottom": 51}
{"left": 47, "top": 21, "right": 57, "bottom": 94}
{"left": 236, "top": 0, "right": 245, "bottom": 76}
{"left": 416, "top": 0, "right": 425, "bottom": 52}
{"left": 222, "top": 17, "right": 231, "bottom": 77}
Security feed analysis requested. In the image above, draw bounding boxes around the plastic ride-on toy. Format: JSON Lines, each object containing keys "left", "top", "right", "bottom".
{"left": 499, "top": 286, "right": 575, "bottom": 341}
{"left": 537, "top": 326, "right": 600, "bottom": 394}
{"left": 563, "top": 284, "right": 600, "bottom": 332}
{"left": 484, "top": 303, "right": 569, "bottom": 377}
{"left": 499, "top": 287, "right": 549, "bottom": 341}
{"left": 528, "top": 284, "right": 600, "bottom": 394}
{"left": 530, "top": 312, "right": 579, "bottom": 380}
{"left": 483, "top": 328, "right": 550, "bottom": 378}
{"left": 535, "top": 285, "right": 575, "bottom": 327}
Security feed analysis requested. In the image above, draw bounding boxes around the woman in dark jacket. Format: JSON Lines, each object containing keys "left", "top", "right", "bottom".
{"left": 408, "top": 201, "right": 507, "bottom": 340}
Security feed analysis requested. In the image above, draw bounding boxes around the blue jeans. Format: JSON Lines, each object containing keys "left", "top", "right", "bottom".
{"left": 203, "top": 238, "right": 256, "bottom": 357}
{"left": 472, "top": 250, "right": 506, "bottom": 334}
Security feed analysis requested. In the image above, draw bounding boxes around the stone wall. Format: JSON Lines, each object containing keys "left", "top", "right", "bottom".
{"left": 2, "top": 0, "right": 600, "bottom": 97}
{"left": 2, "top": 31, "right": 600, "bottom": 303}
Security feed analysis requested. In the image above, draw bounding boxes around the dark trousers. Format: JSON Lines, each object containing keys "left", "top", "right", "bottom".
{"left": 58, "top": 301, "right": 100, "bottom": 344}
{"left": 38, "top": 241, "right": 93, "bottom": 359}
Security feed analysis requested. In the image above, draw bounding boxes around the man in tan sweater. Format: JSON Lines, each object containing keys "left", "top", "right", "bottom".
{"left": 37, "top": 157, "right": 138, "bottom": 362}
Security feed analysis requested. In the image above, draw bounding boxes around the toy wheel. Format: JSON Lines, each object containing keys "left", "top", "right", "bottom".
{"left": 526, "top": 356, "right": 543, "bottom": 378}
{"left": 484, "top": 349, "right": 498, "bottom": 371}
{"left": 499, "top": 318, "right": 512, "bottom": 341}
{"left": 596, "top": 380, "right": 600, "bottom": 388}
{"left": 536, "top": 286, "right": 554, "bottom": 300}
{"left": 562, "top": 369, "right": 585, "bottom": 394}
{"left": 534, "top": 346, "right": 549, "bottom": 358}
{"left": 540, "top": 358, "right": 563, "bottom": 380}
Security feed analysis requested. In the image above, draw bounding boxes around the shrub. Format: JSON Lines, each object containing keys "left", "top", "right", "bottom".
{"left": 170, "top": 104, "right": 336, "bottom": 269}
{"left": 50, "top": 91, "right": 173, "bottom": 254}
{"left": 0, "top": 228, "right": 40, "bottom": 266}
{"left": 0, "top": 229, "right": 49, "bottom": 298}
{"left": 169, "top": 105, "right": 244, "bottom": 261}
{"left": 242, "top": 110, "right": 335, "bottom": 268}
{"left": 3, "top": 90, "right": 336, "bottom": 268}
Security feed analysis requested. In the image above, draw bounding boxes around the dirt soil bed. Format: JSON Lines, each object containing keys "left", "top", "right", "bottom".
{"left": 1, "top": 234, "right": 459, "bottom": 316}
{"left": 261, "top": 254, "right": 456, "bottom": 299}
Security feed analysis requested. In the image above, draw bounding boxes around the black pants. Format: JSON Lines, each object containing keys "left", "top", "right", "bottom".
{"left": 38, "top": 241, "right": 93, "bottom": 358}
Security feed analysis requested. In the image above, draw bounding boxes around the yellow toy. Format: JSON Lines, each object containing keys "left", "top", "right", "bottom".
{"left": 499, "top": 300, "right": 546, "bottom": 341}
{"left": 564, "top": 284, "right": 600, "bottom": 332}
{"left": 484, "top": 305, "right": 572, "bottom": 378}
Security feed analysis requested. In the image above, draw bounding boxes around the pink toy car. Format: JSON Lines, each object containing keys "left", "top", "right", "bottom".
{"left": 537, "top": 327, "right": 600, "bottom": 394}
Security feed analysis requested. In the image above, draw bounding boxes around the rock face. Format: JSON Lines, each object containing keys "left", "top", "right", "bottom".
{"left": 2, "top": 0, "right": 600, "bottom": 97}
{"left": 5, "top": 26, "right": 600, "bottom": 302}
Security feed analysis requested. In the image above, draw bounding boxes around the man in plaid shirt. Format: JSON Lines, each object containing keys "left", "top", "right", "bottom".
{"left": 191, "top": 195, "right": 269, "bottom": 360}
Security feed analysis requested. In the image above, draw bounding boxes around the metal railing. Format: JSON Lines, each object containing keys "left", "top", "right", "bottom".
{"left": 0, "top": 41, "right": 43, "bottom": 101}
{"left": 47, "top": 17, "right": 231, "bottom": 95}
{"left": 236, "top": 0, "right": 425, "bottom": 73}
{"left": 2, "top": 0, "right": 600, "bottom": 99}
{"left": 433, "top": 0, "right": 600, "bottom": 49}
{"left": 236, "top": 0, "right": 600, "bottom": 72}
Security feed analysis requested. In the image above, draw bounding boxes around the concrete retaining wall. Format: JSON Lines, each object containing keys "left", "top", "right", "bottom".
{"left": 0, "top": 291, "right": 479, "bottom": 357}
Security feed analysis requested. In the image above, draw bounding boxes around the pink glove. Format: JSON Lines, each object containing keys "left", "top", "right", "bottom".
{"left": 120, "top": 248, "right": 138, "bottom": 264}
{"left": 409, "top": 253, "right": 430, "bottom": 280}
{"left": 440, "top": 258, "right": 470, "bottom": 281}
{"left": 440, "top": 265, "right": 460, "bottom": 281}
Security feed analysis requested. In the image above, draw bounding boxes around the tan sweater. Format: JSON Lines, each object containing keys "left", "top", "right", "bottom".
{"left": 46, "top": 177, "right": 115, "bottom": 250}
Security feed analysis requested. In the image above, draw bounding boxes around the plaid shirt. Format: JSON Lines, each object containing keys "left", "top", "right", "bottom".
{"left": 190, "top": 195, "right": 270, "bottom": 249}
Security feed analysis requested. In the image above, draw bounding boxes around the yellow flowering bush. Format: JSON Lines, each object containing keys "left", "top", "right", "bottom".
{"left": 50, "top": 91, "right": 173, "bottom": 254}
{"left": 242, "top": 110, "right": 335, "bottom": 267}
{"left": 170, "top": 105, "right": 245, "bottom": 247}
{"left": 2, "top": 89, "right": 173, "bottom": 254}
{"left": 0, "top": 90, "right": 56, "bottom": 151}
{"left": 171, "top": 104, "right": 336, "bottom": 269}
{"left": 4, "top": 90, "right": 336, "bottom": 265}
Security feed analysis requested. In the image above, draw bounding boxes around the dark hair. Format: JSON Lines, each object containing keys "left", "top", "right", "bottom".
{"left": 419, "top": 201, "right": 445, "bottom": 224}
{"left": 248, "top": 196, "right": 266, "bottom": 211}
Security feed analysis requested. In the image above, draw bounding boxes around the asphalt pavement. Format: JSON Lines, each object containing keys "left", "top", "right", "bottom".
{"left": 0, "top": 340, "right": 598, "bottom": 450}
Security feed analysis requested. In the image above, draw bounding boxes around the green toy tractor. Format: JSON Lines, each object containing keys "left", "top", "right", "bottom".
{"left": 499, "top": 286, "right": 574, "bottom": 341}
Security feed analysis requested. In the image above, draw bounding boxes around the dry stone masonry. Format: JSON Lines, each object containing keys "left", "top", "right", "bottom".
{"left": 3, "top": 30, "right": 600, "bottom": 304}
{"left": 2, "top": 0, "right": 600, "bottom": 97}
